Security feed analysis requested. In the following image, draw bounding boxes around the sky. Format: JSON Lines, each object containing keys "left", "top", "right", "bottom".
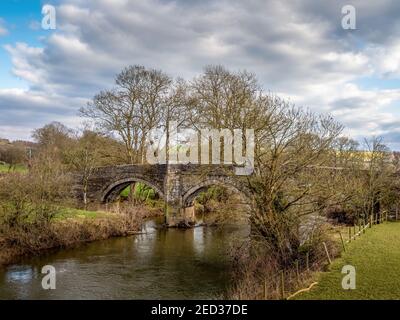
{"left": 0, "top": 0, "right": 399, "bottom": 149}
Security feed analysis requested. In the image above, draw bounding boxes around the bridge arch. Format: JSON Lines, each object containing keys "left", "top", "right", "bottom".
{"left": 182, "top": 179, "right": 251, "bottom": 207}
{"left": 101, "top": 177, "right": 165, "bottom": 203}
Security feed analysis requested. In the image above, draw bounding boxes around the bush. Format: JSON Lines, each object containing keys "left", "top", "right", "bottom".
{"left": 196, "top": 186, "right": 229, "bottom": 212}
{"left": 325, "top": 205, "right": 357, "bottom": 224}
{"left": 0, "top": 152, "right": 72, "bottom": 254}
{"left": 226, "top": 222, "right": 339, "bottom": 300}
{"left": 0, "top": 145, "right": 26, "bottom": 171}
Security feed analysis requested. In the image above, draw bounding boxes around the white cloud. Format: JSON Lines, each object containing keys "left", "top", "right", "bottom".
{"left": 365, "top": 42, "right": 400, "bottom": 77}
{"left": 0, "top": 88, "right": 85, "bottom": 140}
{"left": 0, "top": 0, "right": 399, "bottom": 149}
{"left": 4, "top": 43, "right": 45, "bottom": 85}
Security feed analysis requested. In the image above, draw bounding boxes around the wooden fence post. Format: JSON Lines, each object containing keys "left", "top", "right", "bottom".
{"left": 323, "top": 242, "right": 332, "bottom": 264}
{"left": 295, "top": 260, "right": 299, "bottom": 283}
{"left": 348, "top": 227, "right": 351, "bottom": 242}
{"left": 306, "top": 252, "right": 309, "bottom": 271}
{"left": 339, "top": 231, "right": 346, "bottom": 252}
{"left": 370, "top": 214, "right": 373, "bottom": 228}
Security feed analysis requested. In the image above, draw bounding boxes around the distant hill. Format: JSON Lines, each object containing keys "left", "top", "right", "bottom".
{"left": 0, "top": 138, "right": 10, "bottom": 145}
{"left": 0, "top": 138, "right": 36, "bottom": 148}
{"left": 12, "top": 140, "right": 37, "bottom": 148}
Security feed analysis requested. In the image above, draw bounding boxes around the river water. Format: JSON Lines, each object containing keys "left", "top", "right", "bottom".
{"left": 0, "top": 218, "right": 248, "bottom": 299}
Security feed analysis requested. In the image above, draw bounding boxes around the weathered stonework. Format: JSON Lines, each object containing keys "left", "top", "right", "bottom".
{"left": 73, "top": 164, "right": 251, "bottom": 227}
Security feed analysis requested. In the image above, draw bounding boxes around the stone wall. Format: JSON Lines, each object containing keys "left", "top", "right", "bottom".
{"left": 73, "top": 164, "right": 251, "bottom": 227}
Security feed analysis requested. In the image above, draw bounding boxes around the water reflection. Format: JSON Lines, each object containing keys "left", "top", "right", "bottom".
{"left": 5, "top": 266, "right": 35, "bottom": 283}
{"left": 193, "top": 226, "right": 205, "bottom": 255}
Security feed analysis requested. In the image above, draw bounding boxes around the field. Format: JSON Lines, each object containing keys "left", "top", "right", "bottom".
{"left": 296, "top": 222, "right": 400, "bottom": 299}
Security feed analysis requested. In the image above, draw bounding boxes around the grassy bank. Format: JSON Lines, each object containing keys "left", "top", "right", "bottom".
{"left": 0, "top": 164, "right": 165, "bottom": 267}
{"left": 0, "top": 206, "right": 149, "bottom": 267}
{"left": 295, "top": 222, "right": 400, "bottom": 299}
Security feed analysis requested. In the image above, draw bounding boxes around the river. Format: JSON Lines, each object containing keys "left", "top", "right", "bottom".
{"left": 0, "top": 217, "right": 249, "bottom": 299}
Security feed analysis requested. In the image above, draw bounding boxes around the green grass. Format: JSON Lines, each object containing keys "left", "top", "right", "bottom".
{"left": 54, "top": 208, "right": 113, "bottom": 220}
{"left": 296, "top": 222, "right": 400, "bottom": 300}
{"left": 120, "top": 183, "right": 156, "bottom": 200}
{"left": 0, "top": 205, "right": 111, "bottom": 224}
{"left": 0, "top": 163, "right": 27, "bottom": 173}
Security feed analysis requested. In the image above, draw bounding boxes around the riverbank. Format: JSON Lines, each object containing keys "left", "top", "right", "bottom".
{"left": 294, "top": 222, "right": 400, "bottom": 299}
{"left": 0, "top": 206, "right": 162, "bottom": 267}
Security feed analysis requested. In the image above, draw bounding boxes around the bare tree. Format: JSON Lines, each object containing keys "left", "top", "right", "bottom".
{"left": 186, "top": 66, "right": 343, "bottom": 265}
{"left": 247, "top": 100, "right": 343, "bottom": 265}
{"left": 64, "top": 131, "right": 106, "bottom": 209}
{"left": 360, "top": 137, "right": 393, "bottom": 221}
{"left": 32, "top": 122, "right": 73, "bottom": 151}
{"left": 0, "top": 145, "right": 26, "bottom": 172}
{"left": 187, "top": 65, "right": 261, "bottom": 131}
{"left": 80, "top": 65, "right": 172, "bottom": 164}
{"left": 331, "top": 136, "right": 360, "bottom": 168}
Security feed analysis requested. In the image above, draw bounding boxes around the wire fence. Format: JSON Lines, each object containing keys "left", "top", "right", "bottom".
{"left": 285, "top": 210, "right": 392, "bottom": 300}
{"left": 239, "top": 210, "right": 393, "bottom": 300}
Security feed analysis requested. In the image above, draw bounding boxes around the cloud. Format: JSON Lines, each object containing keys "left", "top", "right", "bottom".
{"left": 0, "top": 0, "right": 399, "bottom": 149}
{"left": 0, "top": 88, "right": 85, "bottom": 140}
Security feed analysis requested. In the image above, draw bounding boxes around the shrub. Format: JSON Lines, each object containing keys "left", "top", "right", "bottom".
{"left": 325, "top": 205, "right": 357, "bottom": 224}
{"left": 196, "top": 186, "right": 229, "bottom": 212}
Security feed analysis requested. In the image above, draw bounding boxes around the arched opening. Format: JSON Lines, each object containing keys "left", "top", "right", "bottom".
{"left": 101, "top": 178, "right": 167, "bottom": 226}
{"left": 102, "top": 178, "right": 165, "bottom": 203}
{"left": 183, "top": 181, "right": 250, "bottom": 226}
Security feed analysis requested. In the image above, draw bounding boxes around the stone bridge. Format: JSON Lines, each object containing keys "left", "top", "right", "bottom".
{"left": 73, "top": 164, "right": 251, "bottom": 227}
